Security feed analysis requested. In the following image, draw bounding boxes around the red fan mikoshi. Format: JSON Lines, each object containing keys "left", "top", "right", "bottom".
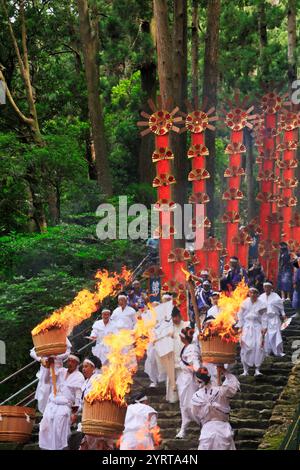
{"left": 0, "top": 406, "right": 35, "bottom": 443}
{"left": 32, "top": 327, "right": 67, "bottom": 357}
{"left": 82, "top": 400, "right": 127, "bottom": 438}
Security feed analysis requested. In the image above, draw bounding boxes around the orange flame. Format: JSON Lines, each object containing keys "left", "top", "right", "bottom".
{"left": 86, "top": 303, "right": 157, "bottom": 406}
{"left": 32, "top": 267, "right": 132, "bottom": 336}
{"left": 181, "top": 266, "right": 191, "bottom": 281}
{"left": 134, "top": 424, "right": 162, "bottom": 449}
{"left": 200, "top": 279, "right": 248, "bottom": 343}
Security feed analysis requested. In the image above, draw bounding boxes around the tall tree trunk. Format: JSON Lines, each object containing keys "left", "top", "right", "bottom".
{"left": 172, "top": 0, "right": 188, "bottom": 246}
{"left": 48, "top": 183, "right": 61, "bottom": 226}
{"left": 287, "top": 0, "right": 297, "bottom": 93}
{"left": 202, "top": 0, "right": 221, "bottom": 228}
{"left": 1, "top": 0, "right": 46, "bottom": 231}
{"left": 191, "top": 0, "right": 199, "bottom": 99}
{"left": 153, "top": 0, "right": 174, "bottom": 107}
{"left": 258, "top": 0, "right": 269, "bottom": 82}
{"left": 85, "top": 133, "right": 98, "bottom": 180}
{"left": 77, "top": 0, "right": 112, "bottom": 197}
{"left": 139, "top": 61, "right": 156, "bottom": 184}
{"left": 245, "top": 128, "right": 256, "bottom": 221}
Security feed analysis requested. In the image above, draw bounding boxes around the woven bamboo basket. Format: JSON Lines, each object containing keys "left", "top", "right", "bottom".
{"left": 200, "top": 335, "right": 237, "bottom": 364}
{"left": 0, "top": 406, "right": 35, "bottom": 443}
{"left": 82, "top": 400, "right": 126, "bottom": 438}
{"left": 32, "top": 327, "right": 67, "bottom": 357}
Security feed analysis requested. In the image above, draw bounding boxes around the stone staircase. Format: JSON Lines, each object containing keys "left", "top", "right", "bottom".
{"left": 133, "top": 308, "right": 300, "bottom": 450}
{"left": 2, "top": 309, "right": 299, "bottom": 451}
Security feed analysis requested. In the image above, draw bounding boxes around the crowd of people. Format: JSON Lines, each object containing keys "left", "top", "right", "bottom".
{"left": 29, "top": 249, "right": 300, "bottom": 451}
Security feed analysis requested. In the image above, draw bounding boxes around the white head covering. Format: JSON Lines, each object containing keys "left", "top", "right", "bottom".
{"left": 83, "top": 358, "right": 96, "bottom": 367}
{"left": 69, "top": 354, "right": 80, "bottom": 363}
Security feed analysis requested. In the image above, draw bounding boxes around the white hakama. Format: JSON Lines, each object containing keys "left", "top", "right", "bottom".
{"left": 30, "top": 338, "right": 71, "bottom": 413}
{"left": 191, "top": 372, "right": 240, "bottom": 450}
{"left": 237, "top": 298, "right": 267, "bottom": 370}
{"left": 176, "top": 343, "right": 201, "bottom": 435}
{"left": 39, "top": 367, "right": 84, "bottom": 450}
{"left": 259, "top": 292, "right": 285, "bottom": 357}
{"left": 120, "top": 403, "right": 158, "bottom": 450}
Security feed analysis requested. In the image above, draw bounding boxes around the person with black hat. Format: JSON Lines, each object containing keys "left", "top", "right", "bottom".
{"left": 175, "top": 327, "right": 201, "bottom": 439}
{"left": 292, "top": 253, "right": 300, "bottom": 316}
{"left": 236, "top": 287, "right": 267, "bottom": 376}
{"left": 259, "top": 281, "right": 286, "bottom": 357}
{"left": 191, "top": 366, "right": 240, "bottom": 450}
{"left": 120, "top": 392, "right": 159, "bottom": 450}
{"left": 38, "top": 352, "right": 85, "bottom": 450}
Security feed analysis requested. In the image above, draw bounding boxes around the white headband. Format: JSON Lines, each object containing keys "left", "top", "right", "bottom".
{"left": 118, "top": 294, "right": 127, "bottom": 300}
{"left": 249, "top": 287, "right": 259, "bottom": 293}
{"left": 230, "top": 258, "right": 238, "bottom": 262}
{"left": 69, "top": 354, "right": 80, "bottom": 363}
{"left": 263, "top": 282, "right": 273, "bottom": 287}
{"left": 135, "top": 395, "right": 147, "bottom": 403}
{"left": 102, "top": 309, "right": 111, "bottom": 313}
{"left": 83, "top": 358, "right": 96, "bottom": 367}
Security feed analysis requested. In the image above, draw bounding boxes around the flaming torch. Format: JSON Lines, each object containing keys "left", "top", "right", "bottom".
{"left": 82, "top": 303, "right": 158, "bottom": 441}
{"left": 199, "top": 280, "right": 248, "bottom": 378}
{"left": 31, "top": 267, "right": 132, "bottom": 395}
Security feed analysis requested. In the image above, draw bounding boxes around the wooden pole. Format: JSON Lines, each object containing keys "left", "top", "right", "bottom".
{"left": 187, "top": 277, "right": 202, "bottom": 332}
{"left": 50, "top": 363, "right": 57, "bottom": 397}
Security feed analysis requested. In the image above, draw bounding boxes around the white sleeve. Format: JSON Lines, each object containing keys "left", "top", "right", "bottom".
{"left": 236, "top": 303, "right": 246, "bottom": 328}
{"left": 30, "top": 347, "right": 41, "bottom": 362}
{"left": 148, "top": 412, "right": 158, "bottom": 429}
{"left": 220, "top": 372, "right": 240, "bottom": 399}
{"left": 185, "top": 345, "right": 201, "bottom": 371}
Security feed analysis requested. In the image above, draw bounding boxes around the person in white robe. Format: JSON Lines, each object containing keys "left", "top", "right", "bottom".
{"left": 191, "top": 366, "right": 240, "bottom": 450}
{"left": 175, "top": 327, "right": 201, "bottom": 439}
{"left": 38, "top": 354, "right": 85, "bottom": 450}
{"left": 76, "top": 356, "right": 114, "bottom": 451}
{"left": 236, "top": 287, "right": 267, "bottom": 376}
{"left": 89, "top": 309, "right": 117, "bottom": 365}
{"left": 147, "top": 299, "right": 173, "bottom": 387}
{"left": 30, "top": 338, "right": 71, "bottom": 413}
{"left": 192, "top": 292, "right": 221, "bottom": 385}
{"left": 154, "top": 306, "right": 188, "bottom": 403}
{"left": 259, "top": 281, "right": 286, "bottom": 357}
{"left": 110, "top": 294, "right": 137, "bottom": 331}
{"left": 120, "top": 393, "right": 159, "bottom": 450}
{"left": 143, "top": 302, "right": 169, "bottom": 387}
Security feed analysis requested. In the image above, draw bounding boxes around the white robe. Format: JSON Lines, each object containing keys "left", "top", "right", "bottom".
{"left": 91, "top": 319, "right": 117, "bottom": 364}
{"left": 110, "top": 305, "right": 137, "bottom": 331}
{"left": 259, "top": 292, "right": 285, "bottom": 356}
{"left": 237, "top": 298, "right": 267, "bottom": 368}
{"left": 30, "top": 338, "right": 71, "bottom": 413}
{"left": 176, "top": 343, "right": 201, "bottom": 432}
{"left": 39, "top": 367, "right": 84, "bottom": 450}
{"left": 191, "top": 372, "right": 240, "bottom": 450}
{"left": 120, "top": 403, "right": 158, "bottom": 450}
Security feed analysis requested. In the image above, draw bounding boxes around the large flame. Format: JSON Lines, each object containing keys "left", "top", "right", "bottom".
{"left": 85, "top": 303, "right": 157, "bottom": 406}
{"left": 134, "top": 424, "right": 162, "bottom": 449}
{"left": 200, "top": 280, "right": 248, "bottom": 343}
{"left": 32, "top": 267, "right": 132, "bottom": 336}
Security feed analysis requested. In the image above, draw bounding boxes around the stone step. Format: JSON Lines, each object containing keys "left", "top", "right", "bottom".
{"left": 231, "top": 400, "right": 274, "bottom": 410}
{"left": 231, "top": 408, "right": 272, "bottom": 420}
{"left": 230, "top": 417, "right": 270, "bottom": 429}
{"left": 235, "top": 428, "right": 266, "bottom": 438}
{"left": 161, "top": 438, "right": 199, "bottom": 450}
{"left": 236, "top": 439, "right": 260, "bottom": 450}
